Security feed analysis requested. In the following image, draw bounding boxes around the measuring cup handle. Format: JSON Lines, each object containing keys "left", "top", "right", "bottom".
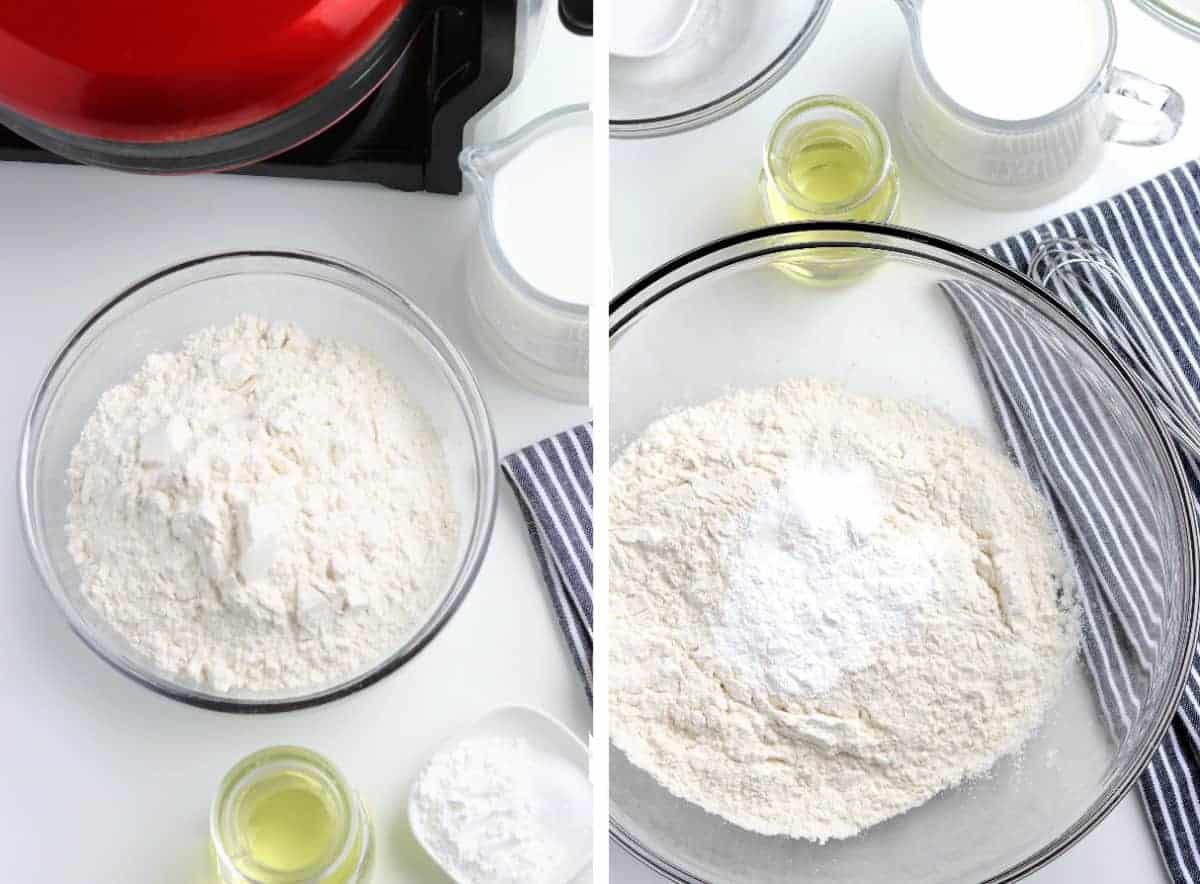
{"left": 1106, "top": 68, "right": 1185, "bottom": 147}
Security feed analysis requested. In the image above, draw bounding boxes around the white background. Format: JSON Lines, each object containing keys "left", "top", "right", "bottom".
{"left": 609, "top": 0, "right": 1200, "bottom": 881}
{"left": 0, "top": 12, "right": 592, "bottom": 884}
{"left": 2, "top": 1, "right": 1198, "bottom": 881}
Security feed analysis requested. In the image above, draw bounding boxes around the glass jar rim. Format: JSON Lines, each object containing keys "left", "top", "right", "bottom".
{"left": 763, "top": 94, "right": 893, "bottom": 215}
{"left": 210, "top": 745, "right": 362, "bottom": 883}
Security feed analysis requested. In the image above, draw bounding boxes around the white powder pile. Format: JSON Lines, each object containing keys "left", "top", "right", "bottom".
{"left": 715, "top": 463, "right": 942, "bottom": 699}
{"left": 492, "top": 121, "right": 593, "bottom": 305}
{"left": 66, "top": 315, "right": 458, "bottom": 694}
{"left": 920, "top": 0, "right": 1109, "bottom": 120}
{"left": 611, "top": 0, "right": 696, "bottom": 57}
{"left": 410, "top": 735, "right": 592, "bottom": 884}
{"left": 610, "top": 380, "right": 1078, "bottom": 841}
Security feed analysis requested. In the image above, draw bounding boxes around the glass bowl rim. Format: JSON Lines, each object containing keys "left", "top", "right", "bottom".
{"left": 17, "top": 249, "right": 500, "bottom": 714}
{"left": 608, "top": 0, "right": 834, "bottom": 139}
{"left": 1129, "top": 0, "right": 1200, "bottom": 43}
{"left": 0, "top": 16, "right": 408, "bottom": 174}
{"left": 607, "top": 221, "right": 1200, "bottom": 883}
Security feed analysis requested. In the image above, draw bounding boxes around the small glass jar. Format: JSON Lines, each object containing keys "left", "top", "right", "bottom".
{"left": 759, "top": 95, "right": 900, "bottom": 282}
{"left": 211, "top": 746, "right": 375, "bottom": 884}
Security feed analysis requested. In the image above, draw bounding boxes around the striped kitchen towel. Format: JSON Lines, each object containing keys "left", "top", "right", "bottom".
{"left": 502, "top": 423, "right": 594, "bottom": 703}
{"left": 950, "top": 160, "right": 1200, "bottom": 884}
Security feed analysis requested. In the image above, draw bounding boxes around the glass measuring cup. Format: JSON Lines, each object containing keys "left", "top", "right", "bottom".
{"left": 460, "top": 104, "right": 590, "bottom": 403}
{"left": 894, "top": 0, "right": 1184, "bottom": 209}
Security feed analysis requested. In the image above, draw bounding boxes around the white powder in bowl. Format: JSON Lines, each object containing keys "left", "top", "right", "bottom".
{"left": 610, "top": 380, "right": 1078, "bottom": 841}
{"left": 714, "top": 462, "right": 942, "bottom": 699}
{"left": 612, "top": 0, "right": 697, "bottom": 57}
{"left": 66, "top": 315, "right": 459, "bottom": 694}
{"left": 410, "top": 734, "right": 592, "bottom": 884}
{"left": 492, "top": 121, "right": 593, "bottom": 305}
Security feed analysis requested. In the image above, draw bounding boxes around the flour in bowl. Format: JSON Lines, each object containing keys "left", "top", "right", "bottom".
{"left": 66, "top": 315, "right": 458, "bottom": 694}
{"left": 714, "top": 462, "right": 944, "bottom": 699}
{"left": 609, "top": 379, "right": 1078, "bottom": 841}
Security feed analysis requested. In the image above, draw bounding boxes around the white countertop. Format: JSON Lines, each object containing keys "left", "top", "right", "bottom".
{"left": 609, "top": 0, "right": 1200, "bottom": 881}
{"left": 0, "top": 15, "right": 593, "bottom": 884}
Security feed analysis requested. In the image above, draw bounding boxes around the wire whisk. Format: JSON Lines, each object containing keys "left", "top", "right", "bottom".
{"left": 1029, "top": 235, "right": 1200, "bottom": 461}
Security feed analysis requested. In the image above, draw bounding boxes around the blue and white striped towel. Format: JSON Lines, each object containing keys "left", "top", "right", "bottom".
{"left": 952, "top": 160, "right": 1200, "bottom": 884}
{"left": 502, "top": 423, "right": 594, "bottom": 703}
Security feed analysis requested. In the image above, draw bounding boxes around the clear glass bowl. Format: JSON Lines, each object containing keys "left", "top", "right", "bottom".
{"left": 609, "top": 0, "right": 832, "bottom": 138}
{"left": 0, "top": 0, "right": 546, "bottom": 174}
{"left": 18, "top": 251, "right": 498, "bottom": 712}
{"left": 0, "top": 20, "right": 407, "bottom": 174}
{"left": 609, "top": 224, "right": 1200, "bottom": 882}
{"left": 1131, "top": 0, "right": 1200, "bottom": 40}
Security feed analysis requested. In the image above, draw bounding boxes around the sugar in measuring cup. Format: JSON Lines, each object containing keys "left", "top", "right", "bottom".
{"left": 895, "top": 0, "right": 1184, "bottom": 209}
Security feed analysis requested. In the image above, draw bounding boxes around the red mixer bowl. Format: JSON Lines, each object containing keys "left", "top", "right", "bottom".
{"left": 0, "top": 0, "right": 411, "bottom": 171}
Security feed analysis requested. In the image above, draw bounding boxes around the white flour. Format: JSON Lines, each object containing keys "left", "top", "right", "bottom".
{"left": 715, "top": 463, "right": 942, "bottom": 699}
{"left": 410, "top": 735, "right": 592, "bottom": 884}
{"left": 610, "top": 380, "right": 1078, "bottom": 841}
{"left": 66, "top": 315, "right": 458, "bottom": 694}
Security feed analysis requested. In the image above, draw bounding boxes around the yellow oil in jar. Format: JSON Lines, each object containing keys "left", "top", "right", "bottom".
{"left": 759, "top": 96, "right": 900, "bottom": 283}
{"left": 237, "top": 770, "right": 339, "bottom": 873}
{"left": 212, "top": 746, "right": 375, "bottom": 884}
{"left": 763, "top": 119, "right": 898, "bottom": 223}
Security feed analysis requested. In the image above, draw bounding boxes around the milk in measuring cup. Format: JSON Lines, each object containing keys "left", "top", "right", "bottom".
{"left": 919, "top": 0, "right": 1109, "bottom": 121}
{"left": 895, "top": 0, "right": 1183, "bottom": 208}
{"left": 460, "top": 106, "right": 591, "bottom": 402}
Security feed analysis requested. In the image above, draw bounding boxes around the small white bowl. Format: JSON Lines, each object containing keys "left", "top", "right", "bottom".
{"left": 409, "top": 705, "right": 592, "bottom": 883}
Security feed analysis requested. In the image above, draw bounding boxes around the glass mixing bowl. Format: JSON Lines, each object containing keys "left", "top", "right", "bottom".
{"left": 0, "top": 0, "right": 547, "bottom": 174}
{"left": 609, "top": 223, "right": 1200, "bottom": 882}
{"left": 1131, "top": 0, "right": 1200, "bottom": 40}
{"left": 18, "top": 251, "right": 498, "bottom": 713}
{"left": 609, "top": 0, "right": 832, "bottom": 138}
